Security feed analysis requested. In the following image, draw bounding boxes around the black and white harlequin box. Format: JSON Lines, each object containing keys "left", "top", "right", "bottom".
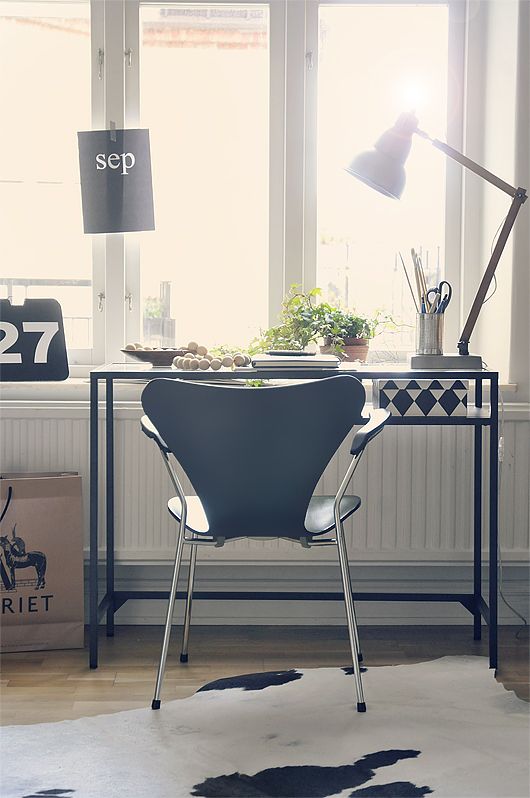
{"left": 373, "top": 379, "right": 468, "bottom": 417}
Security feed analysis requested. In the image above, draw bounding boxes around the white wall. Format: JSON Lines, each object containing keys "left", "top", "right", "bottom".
{"left": 463, "top": 0, "right": 530, "bottom": 395}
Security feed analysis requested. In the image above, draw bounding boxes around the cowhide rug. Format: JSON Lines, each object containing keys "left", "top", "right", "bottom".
{"left": 2, "top": 656, "right": 528, "bottom": 798}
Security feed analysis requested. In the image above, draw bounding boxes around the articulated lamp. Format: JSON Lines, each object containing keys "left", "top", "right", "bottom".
{"left": 346, "top": 111, "right": 527, "bottom": 369}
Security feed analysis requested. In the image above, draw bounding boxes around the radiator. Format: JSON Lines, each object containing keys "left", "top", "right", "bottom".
{"left": 1, "top": 403, "right": 528, "bottom": 565}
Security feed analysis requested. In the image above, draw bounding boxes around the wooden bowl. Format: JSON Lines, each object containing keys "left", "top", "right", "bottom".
{"left": 121, "top": 348, "right": 187, "bottom": 367}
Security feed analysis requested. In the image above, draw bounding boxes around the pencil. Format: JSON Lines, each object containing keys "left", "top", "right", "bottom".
{"left": 411, "top": 249, "right": 425, "bottom": 312}
{"left": 399, "top": 252, "right": 419, "bottom": 313}
{"left": 413, "top": 249, "right": 431, "bottom": 312}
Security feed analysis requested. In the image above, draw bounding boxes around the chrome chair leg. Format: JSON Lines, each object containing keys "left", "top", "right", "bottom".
{"left": 335, "top": 518, "right": 366, "bottom": 712}
{"left": 180, "top": 541, "right": 198, "bottom": 663}
{"left": 151, "top": 520, "right": 186, "bottom": 710}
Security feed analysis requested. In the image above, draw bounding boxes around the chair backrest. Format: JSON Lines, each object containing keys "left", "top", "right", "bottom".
{"left": 141, "top": 375, "right": 366, "bottom": 540}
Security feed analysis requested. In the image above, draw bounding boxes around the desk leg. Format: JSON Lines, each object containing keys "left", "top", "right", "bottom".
{"left": 489, "top": 377, "right": 499, "bottom": 670}
{"left": 106, "top": 378, "right": 115, "bottom": 637}
{"left": 89, "top": 376, "right": 99, "bottom": 669}
{"left": 473, "top": 426, "right": 482, "bottom": 640}
{"left": 473, "top": 378, "right": 483, "bottom": 641}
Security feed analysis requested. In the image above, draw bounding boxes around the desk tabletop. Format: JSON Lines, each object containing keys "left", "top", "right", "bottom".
{"left": 91, "top": 361, "right": 497, "bottom": 381}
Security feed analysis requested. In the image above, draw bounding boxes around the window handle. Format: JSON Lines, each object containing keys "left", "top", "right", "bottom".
{"left": 97, "top": 292, "right": 105, "bottom": 313}
{"left": 125, "top": 293, "right": 133, "bottom": 312}
{"left": 98, "top": 48, "right": 104, "bottom": 80}
{"left": 124, "top": 48, "right": 132, "bottom": 67}
{"left": 305, "top": 50, "right": 314, "bottom": 71}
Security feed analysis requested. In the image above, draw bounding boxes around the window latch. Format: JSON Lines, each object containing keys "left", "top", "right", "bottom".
{"left": 97, "top": 292, "right": 105, "bottom": 313}
{"left": 125, "top": 293, "right": 133, "bottom": 312}
{"left": 98, "top": 48, "right": 104, "bottom": 80}
{"left": 124, "top": 48, "right": 133, "bottom": 67}
{"left": 305, "top": 50, "right": 314, "bottom": 71}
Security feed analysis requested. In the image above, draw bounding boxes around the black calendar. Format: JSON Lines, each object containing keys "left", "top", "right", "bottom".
{"left": 0, "top": 299, "right": 69, "bottom": 381}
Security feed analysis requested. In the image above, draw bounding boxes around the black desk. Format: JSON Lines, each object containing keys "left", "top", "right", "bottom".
{"left": 89, "top": 363, "right": 499, "bottom": 670}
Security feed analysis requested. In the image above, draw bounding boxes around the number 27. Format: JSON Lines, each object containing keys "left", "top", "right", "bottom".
{"left": 0, "top": 321, "right": 59, "bottom": 364}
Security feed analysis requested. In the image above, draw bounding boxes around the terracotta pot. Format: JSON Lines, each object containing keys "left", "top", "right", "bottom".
{"left": 320, "top": 337, "right": 370, "bottom": 363}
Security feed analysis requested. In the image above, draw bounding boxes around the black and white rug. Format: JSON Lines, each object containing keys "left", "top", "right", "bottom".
{"left": 2, "top": 657, "right": 528, "bottom": 798}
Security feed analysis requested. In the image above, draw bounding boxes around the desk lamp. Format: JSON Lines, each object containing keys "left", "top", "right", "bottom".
{"left": 346, "top": 111, "right": 527, "bottom": 368}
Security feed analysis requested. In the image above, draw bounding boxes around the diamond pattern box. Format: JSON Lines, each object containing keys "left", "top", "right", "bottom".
{"left": 373, "top": 379, "right": 468, "bottom": 417}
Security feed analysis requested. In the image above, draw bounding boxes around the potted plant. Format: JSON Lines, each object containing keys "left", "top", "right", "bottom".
{"left": 315, "top": 305, "right": 380, "bottom": 362}
{"left": 249, "top": 286, "right": 322, "bottom": 353}
{"left": 250, "top": 285, "right": 382, "bottom": 363}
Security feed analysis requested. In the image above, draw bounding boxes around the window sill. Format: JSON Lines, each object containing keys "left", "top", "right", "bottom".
{"left": 0, "top": 374, "right": 525, "bottom": 411}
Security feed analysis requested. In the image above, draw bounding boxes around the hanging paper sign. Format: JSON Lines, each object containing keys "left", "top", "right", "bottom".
{"left": 0, "top": 299, "right": 68, "bottom": 382}
{"left": 77, "top": 128, "right": 155, "bottom": 234}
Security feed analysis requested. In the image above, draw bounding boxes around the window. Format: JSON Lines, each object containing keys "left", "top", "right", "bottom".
{"left": 138, "top": 4, "right": 270, "bottom": 349}
{"left": 2, "top": 0, "right": 463, "bottom": 366}
{"left": 0, "top": 1, "right": 93, "bottom": 359}
{"left": 316, "top": 3, "right": 449, "bottom": 354}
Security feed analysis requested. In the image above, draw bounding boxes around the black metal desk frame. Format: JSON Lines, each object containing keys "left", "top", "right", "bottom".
{"left": 89, "top": 364, "right": 498, "bottom": 670}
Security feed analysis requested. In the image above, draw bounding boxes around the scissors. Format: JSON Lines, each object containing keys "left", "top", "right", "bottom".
{"left": 426, "top": 280, "right": 452, "bottom": 313}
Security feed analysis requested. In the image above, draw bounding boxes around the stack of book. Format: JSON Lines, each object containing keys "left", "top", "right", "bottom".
{"left": 251, "top": 352, "right": 340, "bottom": 369}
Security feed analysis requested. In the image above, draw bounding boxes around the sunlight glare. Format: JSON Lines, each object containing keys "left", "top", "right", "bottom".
{"left": 397, "top": 78, "right": 427, "bottom": 112}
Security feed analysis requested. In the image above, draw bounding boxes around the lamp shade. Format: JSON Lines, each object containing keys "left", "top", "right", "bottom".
{"left": 345, "top": 111, "right": 419, "bottom": 199}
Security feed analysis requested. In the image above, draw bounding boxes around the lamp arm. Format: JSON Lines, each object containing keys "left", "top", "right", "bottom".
{"left": 418, "top": 130, "right": 527, "bottom": 355}
{"left": 457, "top": 190, "right": 527, "bottom": 355}
{"left": 431, "top": 138, "right": 519, "bottom": 197}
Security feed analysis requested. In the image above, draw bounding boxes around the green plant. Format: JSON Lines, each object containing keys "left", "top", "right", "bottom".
{"left": 249, "top": 286, "right": 322, "bottom": 354}
{"left": 250, "top": 285, "right": 383, "bottom": 356}
{"left": 314, "top": 305, "right": 380, "bottom": 351}
{"left": 143, "top": 297, "right": 163, "bottom": 319}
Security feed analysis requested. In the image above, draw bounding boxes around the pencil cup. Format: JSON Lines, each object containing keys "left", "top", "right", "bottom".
{"left": 416, "top": 313, "right": 444, "bottom": 355}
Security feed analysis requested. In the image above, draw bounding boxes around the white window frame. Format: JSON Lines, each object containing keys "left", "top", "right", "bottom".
{"left": 9, "top": 0, "right": 465, "bottom": 369}
{"left": 303, "top": 0, "right": 466, "bottom": 354}
{"left": 0, "top": 0, "right": 104, "bottom": 367}
{"left": 123, "top": 0, "right": 288, "bottom": 346}
{"left": 119, "top": 0, "right": 465, "bottom": 361}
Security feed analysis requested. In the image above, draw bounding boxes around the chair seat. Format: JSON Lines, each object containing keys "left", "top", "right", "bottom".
{"left": 141, "top": 415, "right": 169, "bottom": 452}
{"left": 304, "top": 494, "right": 361, "bottom": 535}
{"left": 167, "top": 493, "right": 361, "bottom": 541}
{"left": 168, "top": 496, "right": 210, "bottom": 535}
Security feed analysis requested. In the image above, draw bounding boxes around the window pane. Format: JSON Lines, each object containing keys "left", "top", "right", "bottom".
{"left": 317, "top": 4, "right": 449, "bottom": 354}
{"left": 139, "top": 4, "right": 269, "bottom": 349}
{"left": 0, "top": 2, "right": 92, "bottom": 351}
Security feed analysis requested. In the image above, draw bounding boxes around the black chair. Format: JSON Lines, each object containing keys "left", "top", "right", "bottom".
{"left": 141, "top": 375, "right": 389, "bottom": 713}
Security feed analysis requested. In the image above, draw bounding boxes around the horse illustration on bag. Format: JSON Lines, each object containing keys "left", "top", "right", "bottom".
{"left": 0, "top": 526, "right": 47, "bottom": 589}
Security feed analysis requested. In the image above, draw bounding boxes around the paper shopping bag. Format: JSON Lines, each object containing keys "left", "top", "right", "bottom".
{"left": 0, "top": 473, "right": 84, "bottom": 652}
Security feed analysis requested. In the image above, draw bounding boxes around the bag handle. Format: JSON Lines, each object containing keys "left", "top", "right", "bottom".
{"left": 0, "top": 485, "right": 13, "bottom": 525}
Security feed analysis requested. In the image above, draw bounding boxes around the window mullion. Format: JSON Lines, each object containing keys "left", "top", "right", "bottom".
{"left": 283, "top": 0, "right": 307, "bottom": 297}
{"left": 444, "top": 0, "right": 466, "bottom": 351}
{"left": 303, "top": 0, "right": 318, "bottom": 293}
{"left": 90, "top": 0, "right": 105, "bottom": 364}
{"left": 124, "top": 0, "right": 141, "bottom": 346}
{"left": 268, "top": 0, "right": 287, "bottom": 326}
{"left": 103, "top": 0, "right": 127, "bottom": 363}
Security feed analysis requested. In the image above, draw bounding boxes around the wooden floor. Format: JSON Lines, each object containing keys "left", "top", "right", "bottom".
{"left": 1, "top": 625, "right": 528, "bottom": 725}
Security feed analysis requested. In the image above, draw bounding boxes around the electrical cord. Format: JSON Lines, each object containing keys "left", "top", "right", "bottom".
{"left": 481, "top": 361, "right": 529, "bottom": 639}
{"left": 482, "top": 210, "right": 509, "bottom": 305}
{"left": 482, "top": 274, "right": 497, "bottom": 305}
{"left": 477, "top": 214, "right": 528, "bottom": 637}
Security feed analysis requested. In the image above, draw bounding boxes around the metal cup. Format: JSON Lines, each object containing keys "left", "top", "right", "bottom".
{"left": 416, "top": 312, "right": 444, "bottom": 355}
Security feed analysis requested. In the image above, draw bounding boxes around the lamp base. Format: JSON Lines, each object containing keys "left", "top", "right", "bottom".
{"left": 409, "top": 352, "right": 483, "bottom": 370}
